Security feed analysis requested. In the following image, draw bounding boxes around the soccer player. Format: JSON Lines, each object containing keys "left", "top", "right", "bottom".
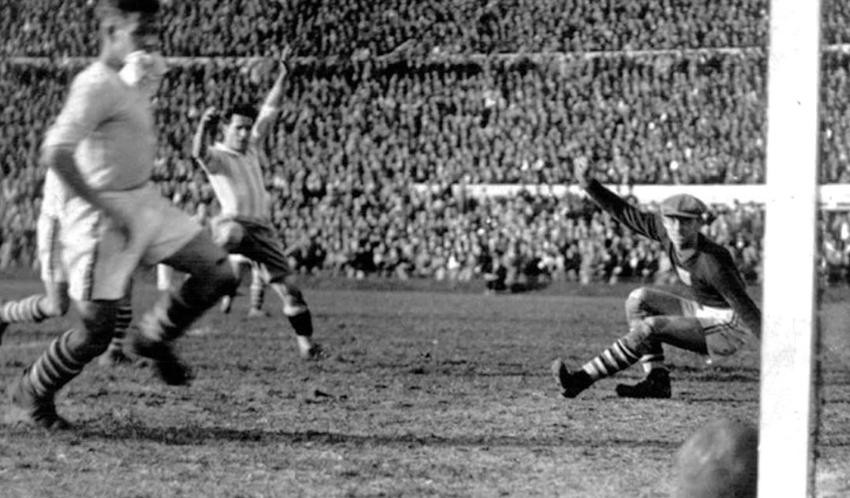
{"left": 190, "top": 51, "right": 322, "bottom": 360}
{"left": 0, "top": 182, "right": 134, "bottom": 368}
{"left": 0, "top": 169, "right": 133, "bottom": 366}
{"left": 551, "top": 159, "right": 761, "bottom": 399}
{"left": 6, "top": 0, "right": 238, "bottom": 430}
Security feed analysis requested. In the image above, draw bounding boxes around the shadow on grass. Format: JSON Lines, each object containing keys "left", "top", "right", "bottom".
{"left": 63, "top": 423, "right": 683, "bottom": 450}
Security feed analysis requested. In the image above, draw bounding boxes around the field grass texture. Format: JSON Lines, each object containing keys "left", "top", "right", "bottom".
{"left": 0, "top": 277, "right": 847, "bottom": 497}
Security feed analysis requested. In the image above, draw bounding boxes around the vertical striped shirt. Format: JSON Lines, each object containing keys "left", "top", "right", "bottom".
{"left": 43, "top": 61, "right": 156, "bottom": 191}
{"left": 200, "top": 106, "right": 277, "bottom": 220}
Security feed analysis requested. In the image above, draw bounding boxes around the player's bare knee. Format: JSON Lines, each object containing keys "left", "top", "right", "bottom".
{"left": 622, "top": 320, "right": 656, "bottom": 355}
{"left": 628, "top": 319, "right": 655, "bottom": 343}
{"left": 641, "top": 316, "right": 667, "bottom": 341}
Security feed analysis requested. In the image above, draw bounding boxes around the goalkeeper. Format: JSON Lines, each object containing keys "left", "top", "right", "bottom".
{"left": 552, "top": 159, "right": 761, "bottom": 399}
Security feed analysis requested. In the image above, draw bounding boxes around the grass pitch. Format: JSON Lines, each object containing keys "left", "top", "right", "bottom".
{"left": 0, "top": 276, "right": 847, "bottom": 497}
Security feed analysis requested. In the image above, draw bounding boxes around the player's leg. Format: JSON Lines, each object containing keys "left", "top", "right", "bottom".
{"left": 127, "top": 228, "right": 237, "bottom": 384}
{"left": 232, "top": 221, "right": 321, "bottom": 359}
{"left": 612, "top": 314, "right": 706, "bottom": 398}
{"left": 622, "top": 287, "right": 689, "bottom": 378}
{"left": 97, "top": 280, "right": 134, "bottom": 367}
{"left": 553, "top": 286, "right": 705, "bottom": 398}
{"left": 553, "top": 313, "right": 705, "bottom": 399}
{"left": 0, "top": 282, "right": 70, "bottom": 344}
{"left": 266, "top": 277, "right": 321, "bottom": 358}
{"left": 246, "top": 260, "right": 268, "bottom": 318}
{"left": 8, "top": 299, "right": 120, "bottom": 430}
{"left": 220, "top": 254, "right": 252, "bottom": 315}
{"left": 7, "top": 203, "right": 134, "bottom": 429}
{"left": 0, "top": 215, "right": 70, "bottom": 341}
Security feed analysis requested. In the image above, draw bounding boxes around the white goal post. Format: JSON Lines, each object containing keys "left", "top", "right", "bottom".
{"left": 759, "top": 0, "right": 821, "bottom": 496}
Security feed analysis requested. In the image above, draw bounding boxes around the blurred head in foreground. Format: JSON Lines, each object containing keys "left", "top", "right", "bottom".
{"left": 672, "top": 418, "right": 758, "bottom": 498}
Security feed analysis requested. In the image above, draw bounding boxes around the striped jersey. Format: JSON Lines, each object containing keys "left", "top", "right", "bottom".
{"left": 199, "top": 106, "right": 278, "bottom": 220}
{"left": 43, "top": 60, "right": 156, "bottom": 191}
{"left": 585, "top": 180, "right": 762, "bottom": 335}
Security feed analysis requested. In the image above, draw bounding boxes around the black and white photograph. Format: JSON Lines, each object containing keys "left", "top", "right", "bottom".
{"left": 0, "top": 0, "right": 848, "bottom": 496}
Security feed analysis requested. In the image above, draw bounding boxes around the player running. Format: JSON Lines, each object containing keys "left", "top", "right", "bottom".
{"left": 552, "top": 159, "right": 762, "bottom": 399}
{"left": 5, "top": 0, "right": 238, "bottom": 430}
{"left": 190, "top": 49, "right": 322, "bottom": 360}
{"left": 0, "top": 169, "right": 133, "bottom": 369}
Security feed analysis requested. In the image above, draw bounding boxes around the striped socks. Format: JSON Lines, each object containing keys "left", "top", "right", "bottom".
{"left": 26, "top": 330, "right": 86, "bottom": 397}
{"left": 249, "top": 277, "right": 265, "bottom": 313}
{"left": 0, "top": 295, "right": 50, "bottom": 324}
{"left": 102, "top": 296, "right": 133, "bottom": 358}
{"left": 581, "top": 339, "right": 641, "bottom": 381}
{"left": 639, "top": 353, "right": 666, "bottom": 374}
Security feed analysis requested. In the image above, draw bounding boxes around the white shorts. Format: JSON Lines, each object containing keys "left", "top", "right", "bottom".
{"left": 681, "top": 300, "right": 753, "bottom": 359}
{"left": 62, "top": 184, "right": 202, "bottom": 301}
{"left": 36, "top": 212, "right": 66, "bottom": 284}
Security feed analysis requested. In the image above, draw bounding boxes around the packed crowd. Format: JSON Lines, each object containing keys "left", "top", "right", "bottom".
{"left": 3, "top": 0, "right": 774, "bottom": 58}
{"left": 6, "top": 0, "right": 850, "bottom": 58}
{"left": 3, "top": 0, "right": 850, "bottom": 285}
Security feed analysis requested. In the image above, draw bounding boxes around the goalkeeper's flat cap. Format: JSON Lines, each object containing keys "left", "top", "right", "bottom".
{"left": 661, "top": 194, "right": 709, "bottom": 219}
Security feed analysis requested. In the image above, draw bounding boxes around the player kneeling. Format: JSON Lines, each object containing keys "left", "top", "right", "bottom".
{"left": 551, "top": 159, "right": 760, "bottom": 399}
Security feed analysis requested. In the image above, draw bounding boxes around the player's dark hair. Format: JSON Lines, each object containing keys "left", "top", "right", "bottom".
{"left": 96, "top": 0, "right": 160, "bottom": 19}
{"left": 224, "top": 104, "right": 259, "bottom": 123}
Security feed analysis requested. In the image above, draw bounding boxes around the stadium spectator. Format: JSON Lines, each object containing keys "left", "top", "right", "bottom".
{"left": 5, "top": 0, "right": 850, "bottom": 288}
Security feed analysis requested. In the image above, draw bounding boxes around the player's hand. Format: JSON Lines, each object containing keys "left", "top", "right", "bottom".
{"left": 279, "top": 45, "right": 293, "bottom": 75}
{"left": 200, "top": 106, "right": 219, "bottom": 129}
{"left": 573, "top": 156, "right": 592, "bottom": 189}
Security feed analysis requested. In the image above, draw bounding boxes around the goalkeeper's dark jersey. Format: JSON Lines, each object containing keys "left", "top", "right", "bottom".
{"left": 585, "top": 180, "right": 761, "bottom": 336}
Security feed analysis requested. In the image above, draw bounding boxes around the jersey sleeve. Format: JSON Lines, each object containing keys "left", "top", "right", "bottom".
{"left": 585, "top": 179, "right": 665, "bottom": 241}
{"left": 704, "top": 253, "right": 762, "bottom": 338}
{"left": 43, "top": 69, "right": 118, "bottom": 151}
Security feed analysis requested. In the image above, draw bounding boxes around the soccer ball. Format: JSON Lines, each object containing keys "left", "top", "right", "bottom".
{"left": 672, "top": 419, "right": 758, "bottom": 498}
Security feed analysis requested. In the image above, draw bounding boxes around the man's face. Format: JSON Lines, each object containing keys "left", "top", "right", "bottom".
{"left": 109, "top": 12, "right": 160, "bottom": 60}
{"left": 223, "top": 114, "right": 254, "bottom": 152}
{"left": 662, "top": 215, "right": 701, "bottom": 249}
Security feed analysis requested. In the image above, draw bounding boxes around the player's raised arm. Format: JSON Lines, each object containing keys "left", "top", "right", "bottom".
{"left": 252, "top": 46, "right": 292, "bottom": 143}
{"left": 191, "top": 106, "right": 219, "bottom": 168}
{"left": 573, "top": 157, "right": 663, "bottom": 241}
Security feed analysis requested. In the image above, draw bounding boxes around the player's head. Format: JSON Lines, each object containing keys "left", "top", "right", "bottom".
{"left": 96, "top": 0, "right": 161, "bottom": 63}
{"left": 221, "top": 104, "right": 258, "bottom": 153}
{"left": 660, "top": 193, "right": 709, "bottom": 250}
